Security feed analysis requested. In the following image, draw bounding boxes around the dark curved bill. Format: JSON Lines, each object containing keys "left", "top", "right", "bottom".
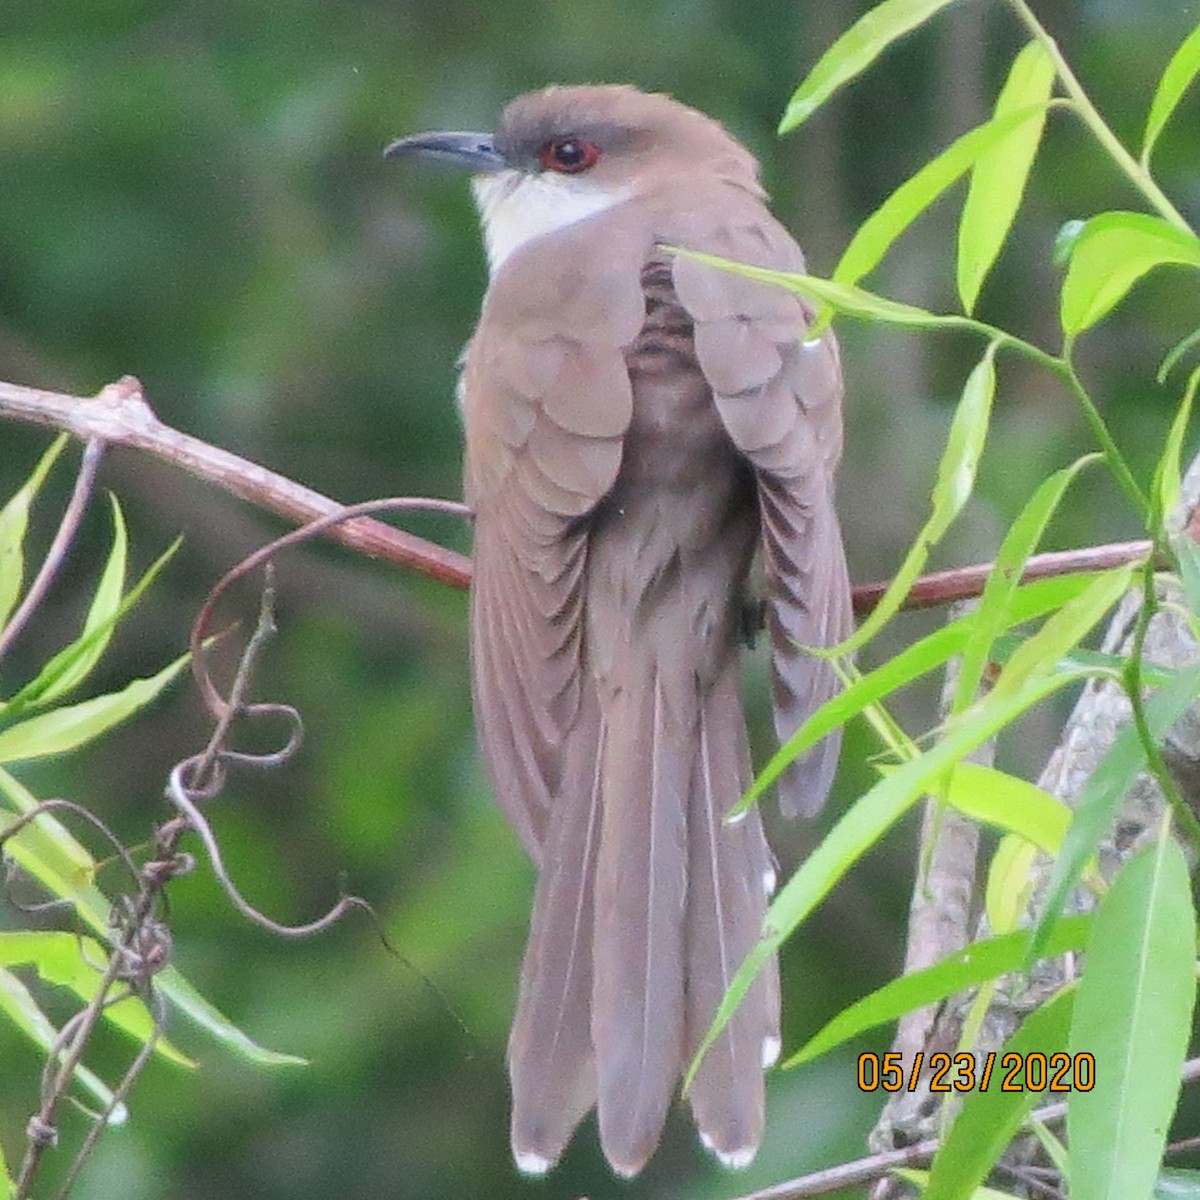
{"left": 383, "top": 131, "right": 507, "bottom": 172}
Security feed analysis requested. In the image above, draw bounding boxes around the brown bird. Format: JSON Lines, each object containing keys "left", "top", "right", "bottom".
{"left": 386, "top": 84, "right": 851, "bottom": 1178}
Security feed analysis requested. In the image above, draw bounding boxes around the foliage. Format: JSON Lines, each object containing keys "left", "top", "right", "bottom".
{"left": 687, "top": 3, "right": 1200, "bottom": 1197}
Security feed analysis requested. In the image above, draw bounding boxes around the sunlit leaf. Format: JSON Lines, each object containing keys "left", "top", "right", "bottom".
{"left": 835, "top": 103, "right": 1050, "bottom": 288}
{"left": 1068, "top": 829, "right": 1196, "bottom": 1200}
{"left": 923, "top": 989, "right": 1074, "bottom": 1200}
{"left": 0, "top": 931, "right": 192, "bottom": 1067}
{"left": 1061, "top": 212, "right": 1200, "bottom": 338}
{"left": 780, "top": 0, "right": 962, "bottom": 131}
{"left": 1153, "top": 366, "right": 1200, "bottom": 524}
{"left": 1142, "top": 19, "right": 1200, "bottom": 166}
{"left": 1031, "top": 662, "right": 1200, "bottom": 958}
{"left": 958, "top": 41, "right": 1056, "bottom": 313}
{"left": 0, "top": 435, "right": 68, "bottom": 633}
{"left": 945, "top": 764, "right": 1070, "bottom": 855}
{"left": 984, "top": 834, "right": 1040, "bottom": 934}
{"left": 0, "top": 964, "right": 128, "bottom": 1123}
{"left": 0, "top": 650, "right": 188, "bottom": 764}
{"left": 787, "top": 915, "right": 1089, "bottom": 1067}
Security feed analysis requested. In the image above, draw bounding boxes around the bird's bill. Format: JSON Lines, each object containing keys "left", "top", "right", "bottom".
{"left": 383, "top": 131, "right": 507, "bottom": 172}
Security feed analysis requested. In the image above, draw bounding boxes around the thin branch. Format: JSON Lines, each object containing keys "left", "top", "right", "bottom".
{"left": 0, "top": 375, "right": 1161, "bottom": 616}
{"left": 0, "top": 376, "right": 471, "bottom": 589}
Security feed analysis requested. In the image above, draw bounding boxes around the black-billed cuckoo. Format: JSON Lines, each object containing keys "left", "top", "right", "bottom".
{"left": 386, "top": 84, "right": 851, "bottom": 1179}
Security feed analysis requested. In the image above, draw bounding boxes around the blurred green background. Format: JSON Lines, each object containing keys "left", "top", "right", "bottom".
{"left": 1, "top": 1, "right": 1197, "bottom": 1197}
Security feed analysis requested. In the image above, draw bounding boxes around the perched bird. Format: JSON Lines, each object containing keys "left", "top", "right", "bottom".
{"left": 386, "top": 84, "right": 851, "bottom": 1179}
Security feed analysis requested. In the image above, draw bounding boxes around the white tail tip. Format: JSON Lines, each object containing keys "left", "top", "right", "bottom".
{"left": 762, "top": 1034, "right": 782, "bottom": 1068}
{"left": 514, "top": 1149, "right": 553, "bottom": 1176}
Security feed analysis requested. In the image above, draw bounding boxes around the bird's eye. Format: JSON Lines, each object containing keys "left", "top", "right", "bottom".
{"left": 539, "top": 137, "right": 601, "bottom": 174}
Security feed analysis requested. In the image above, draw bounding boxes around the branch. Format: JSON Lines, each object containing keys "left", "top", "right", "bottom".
{"left": 0, "top": 376, "right": 1154, "bottom": 613}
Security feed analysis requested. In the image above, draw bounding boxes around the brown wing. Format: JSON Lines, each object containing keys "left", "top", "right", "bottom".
{"left": 672, "top": 202, "right": 852, "bottom": 817}
{"left": 463, "top": 207, "right": 652, "bottom": 858}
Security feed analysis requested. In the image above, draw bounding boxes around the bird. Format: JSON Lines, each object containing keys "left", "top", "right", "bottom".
{"left": 385, "top": 84, "right": 851, "bottom": 1179}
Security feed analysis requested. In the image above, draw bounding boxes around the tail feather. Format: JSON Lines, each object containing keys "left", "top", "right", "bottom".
{"left": 508, "top": 706, "right": 605, "bottom": 1173}
{"left": 686, "top": 666, "right": 778, "bottom": 1168}
{"left": 592, "top": 671, "right": 688, "bottom": 1178}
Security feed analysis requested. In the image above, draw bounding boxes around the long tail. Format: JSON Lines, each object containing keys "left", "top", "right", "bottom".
{"left": 507, "top": 656, "right": 778, "bottom": 1178}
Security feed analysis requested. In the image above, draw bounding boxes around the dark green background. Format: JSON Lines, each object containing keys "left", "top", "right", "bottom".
{"left": 1, "top": 2, "right": 1195, "bottom": 1197}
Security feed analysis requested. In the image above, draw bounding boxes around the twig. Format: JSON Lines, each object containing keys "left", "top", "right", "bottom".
{"left": 0, "top": 439, "right": 105, "bottom": 662}
{"left": 731, "top": 1056, "right": 1200, "bottom": 1200}
{"left": 0, "top": 376, "right": 471, "bottom": 589}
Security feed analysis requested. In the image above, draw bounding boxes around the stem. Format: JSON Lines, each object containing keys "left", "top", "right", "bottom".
{"left": 1007, "top": 0, "right": 1193, "bottom": 234}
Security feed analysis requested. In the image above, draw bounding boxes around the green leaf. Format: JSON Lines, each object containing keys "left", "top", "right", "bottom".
{"left": 0, "top": 434, "right": 68, "bottom": 633}
{"left": 1174, "top": 535, "right": 1200, "bottom": 620}
{"left": 787, "top": 915, "right": 1090, "bottom": 1067}
{"left": 0, "top": 965, "right": 129, "bottom": 1123}
{"left": 0, "top": 1132, "right": 12, "bottom": 1200}
{"left": 1068, "top": 829, "right": 1196, "bottom": 1200}
{"left": 835, "top": 103, "right": 1051, "bottom": 289}
{"left": 953, "top": 455, "right": 1099, "bottom": 714}
{"left": 985, "top": 834, "right": 1040, "bottom": 934}
{"left": 0, "top": 767, "right": 108, "bottom": 926}
{"left": 894, "top": 1168, "right": 1021, "bottom": 1199}
{"left": 667, "top": 250, "right": 963, "bottom": 328}
{"left": 156, "top": 966, "right": 307, "bottom": 1067}
{"left": 958, "top": 42, "right": 1056, "bottom": 313}
{"left": 841, "top": 342, "right": 998, "bottom": 656}
{"left": 741, "top": 572, "right": 1102, "bottom": 812}
{"left": 923, "top": 988, "right": 1075, "bottom": 1200}
{"left": 944, "top": 764, "right": 1071, "bottom": 854}
{"left": 779, "top": 0, "right": 962, "bottom": 131}
{"left": 0, "top": 931, "right": 192, "bottom": 1067}
{"left": 33, "top": 493, "right": 127, "bottom": 706}
{"left": 692, "top": 663, "right": 1086, "bottom": 1085}
{"left": 1153, "top": 366, "right": 1200, "bottom": 524}
{"left": 5, "top": 533, "right": 182, "bottom": 716}
{"left": 1031, "top": 662, "right": 1200, "bottom": 958}
{"left": 1061, "top": 212, "right": 1200, "bottom": 338}
{"left": 0, "top": 649, "right": 189, "bottom": 764}
{"left": 1154, "top": 1169, "right": 1200, "bottom": 1200}
{"left": 986, "top": 565, "right": 1134, "bottom": 702}
{"left": 1142, "top": 19, "right": 1200, "bottom": 166}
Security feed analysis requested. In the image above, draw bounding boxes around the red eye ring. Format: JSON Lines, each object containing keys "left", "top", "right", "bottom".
{"left": 539, "top": 137, "right": 601, "bottom": 174}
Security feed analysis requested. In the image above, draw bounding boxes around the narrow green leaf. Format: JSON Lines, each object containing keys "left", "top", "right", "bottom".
{"left": 835, "top": 104, "right": 1050, "bottom": 288}
{"left": 692, "top": 665, "right": 1085, "bottom": 1084}
{"left": 0, "top": 1131, "right": 12, "bottom": 1200}
{"left": 0, "top": 931, "right": 192, "bottom": 1067}
{"left": 894, "top": 1168, "right": 1020, "bottom": 1199}
{"left": 944, "top": 764, "right": 1071, "bottom": 854}
{"left": 667, "top": 250, "right": 961, "bottom": 327}
{"left": 0, "top": 964, "right": 129, "bottom": 1123}
{"left": 987, "top": 565, "right": 1135, "bottom": 702}
{"left": 1153, "top": 366, "right": 1200, "bottom": 523}
{"left": 1061, "top": 212, "right": 1200, "bottom": 337}
{"left": 33, "top": 493, "right": 127, "bottom": 706}
{"left": 787, "top": 915, "right": 1090, "bottom": 1067}
{"left": 985, "top": 834, "right": 1040, "bottom": 934}
{"left": 1068, "top": 830, "right": 1196, "bottom": 1200}
{"left": 0, "top": 434, "right": 68, "bottom": 632}
{"left": 1142, "top": 19, "right": 1200, "bottom": 166}
{"left": 1154, "top": 1168, "right": 1200, "bottom": 1199}
{"left": 953, "top": 455, "right": 1099, "bottom": 713}
{"left": 958, "top": 42, "right": 1056, "bottom": 313}
{"left": 157, "top": 966, "right": 307, "bottom": 1067}
{"left": 5, "top": 534, "right": 182, "bottom": 716}
{"left": 0, "top": 650, "right": 189, "bottom": 764}
{"left": 1031, "top": 662, "right": 1200, "bottom": 958}
{"left": 742, "top": 572, "right": 1102, "bottom": 811}
{"left": 0, "top": 767, "right": 108, "bottom": 926}
{"left": 840, "top": 342, "right": 997, "bottom": 656}
{"left": 923, "top": 989, "right": 1075, "bottom": 1200}
{"left": 1174, "top": 535, "right": 1200, "bottom": 620}
{"left": 780, "top": 0, "right": 962, "bottom": 131}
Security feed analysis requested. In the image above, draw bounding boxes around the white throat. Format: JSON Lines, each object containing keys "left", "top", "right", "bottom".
{"left": 471, "top": 170, "right": 630, "bottom": 276}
